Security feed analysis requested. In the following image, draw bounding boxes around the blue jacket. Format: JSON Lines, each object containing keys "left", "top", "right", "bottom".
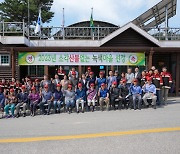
{"left": 17, "top": 92, "right": 28, "bottom": 103}
{"left": 143, "top": 84, "right": 156, "bottom": 94}
{"left": 42, "top": 91, "right": 53, "bottom": 102}
{"left": 130, "top": 85, "right": 142, "bottom": 95}
{"left": 99, "top": 88, "right": 109, "bottom": 98}
{"left": 0, "top": 92, "right": 5, "bottom": 107}
{"left": 97, "top": 78, "right": 106, "bottom": 88}
{"left": 107, "top": 76, "right": 117, "bottom": 89}
{"left": 75, "top": 89, "right": 86, "bottom": 101}
{"left": 53, "top": 90, "right": 63, "bottom": 101}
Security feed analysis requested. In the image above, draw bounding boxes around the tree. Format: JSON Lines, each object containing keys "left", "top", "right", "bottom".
{"left": 0, "top": 0, "right": 54, "bottom": 24}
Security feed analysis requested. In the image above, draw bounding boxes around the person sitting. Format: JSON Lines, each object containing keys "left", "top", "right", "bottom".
{"left": 63, "top": 84, "right": 75, "bottom": 114}
{"left": 87, "top": 83, "right": 97, "bottom": 112}
{"left": 4, "top": 89, "right": 17, "bottom": 118}
{"left": 96, "top": 71, "right": 106, "bottom": 89}
{"left": 109, "top": 81, "right": 122, "bottom": 110}
{"left": 75, "top": 83, "right": 86, "bottom": 113}
{"left": 98, "top": 83, "right": 110, "bottom": 111}
{"left": 53, "top": 84, "right": 63, "bottom": 114}
{"left": 16, "top": 85, "right": 28, "bottom": 118}
{"left": 0, "top": 87, "right": 5, "bottom": 112}
{"left": 130, "top": 79, "right": 142, "bottom": 110}
{"left": 142, "top": 77, "right": 157, "bottom": 109}
{"left": 39, "top": 84, "right": 54, "bottom": 115}
{"left": 28, "top": 86, "right": 40, "bottom": 117}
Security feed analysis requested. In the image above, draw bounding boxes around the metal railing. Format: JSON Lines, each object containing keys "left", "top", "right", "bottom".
{"left": 29, "top": 26, "right": 119, "bottom": 40}
{"left": 1, "top": 21, "right": 180, "bottom": 41}
{"left": 143, "top": 27, "right": 180, "bottom": 40}
{"left": 0, "top": 21, "right": 27, "bottom": 37}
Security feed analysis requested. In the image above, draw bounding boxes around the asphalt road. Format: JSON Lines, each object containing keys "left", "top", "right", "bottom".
{"left": 0, "top": 97, "right": 180, "bottom": 154}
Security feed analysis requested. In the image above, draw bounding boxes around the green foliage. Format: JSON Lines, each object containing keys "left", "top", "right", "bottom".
{"left": 0, "top": 0, "right": 54, "bottom": 24}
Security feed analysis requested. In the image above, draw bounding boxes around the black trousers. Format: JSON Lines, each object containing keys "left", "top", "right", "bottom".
{"left": 110, "top": 97, "right": 122, "bottom": 109}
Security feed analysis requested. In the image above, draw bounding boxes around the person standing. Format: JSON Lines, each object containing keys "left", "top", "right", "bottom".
{"left": 134, "top": 67, "right": 141, "bottom": 84}
{"left": 60, "top": 74, "right": 70, "bottom": 91}
{"left": 79, "top": 74, "right": 88, "bottom": 91}
{"left": 161, "top": 67, "right": 172, "bottom": 104}
{"left": 69, "top": 71, "right": 78, "bottom": 92}
{"left": 153, "top": 69, "right": 163, "bottom": 106}
{"left": 107, "top": 70, "right": 117, "bottom": 90}
{"left": 114, "top": 71, "right": 121, "bottom": 85}
{"left": 130, "top": 79, "right": 142, "bottom": 110}
{"left": 96, "top": 71, "right": 106, "bottom": 89}
{"left": 68, "top": 67, "right": 78, "bottom": 80}
{"left": 34, "top": 79, "right": 40, "bottom": 92}
{"left": 142, "top": 78, "right": 157, "bottom": 109}
{"left": 85, "top": 67, "right": 92, "bottom": 78}
{"left": 57, "top": 66, "right": 66, "bottom": 80}
{"left": 40, "top": 75, "right": 51, "bottom": 91}
{"left": 86, "top": 71, "right": 96, "bottom": 89}
{"left": 120, "top": 80, "right": 130, "bottom": 109}
{"left": 125, "top": 68, "right": 134, "bottom": 88}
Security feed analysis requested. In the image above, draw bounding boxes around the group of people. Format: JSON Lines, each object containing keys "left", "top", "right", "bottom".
{"left": 0, "top": 66, "right": 173, "bottom": 118}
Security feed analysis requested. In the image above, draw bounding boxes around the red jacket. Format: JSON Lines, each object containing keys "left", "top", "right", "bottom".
{"left": 161, "top": 72, "right": 172, "bottom": 87}
{"left": 153, "top": 73, "right": 163, "bottom": 89}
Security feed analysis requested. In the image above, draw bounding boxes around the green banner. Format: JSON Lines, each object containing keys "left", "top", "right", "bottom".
{"left": 18, "top": 52, "right": 145, "bottom": 66}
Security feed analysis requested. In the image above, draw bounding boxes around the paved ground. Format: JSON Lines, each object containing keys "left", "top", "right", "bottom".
{"left": 0, "top": 97, "right": 180, "bottom": 154}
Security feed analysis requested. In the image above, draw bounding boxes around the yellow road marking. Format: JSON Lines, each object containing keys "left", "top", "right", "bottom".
{"left": 0, "top": 127, "right": 180, "bottom": 143}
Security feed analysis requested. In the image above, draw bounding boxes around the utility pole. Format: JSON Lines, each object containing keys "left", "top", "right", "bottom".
{"left": 62, "top": 8, "right": 65, "bottom": 40}
{"left": 28, "top": 0, "right": 30, "bottom": 45}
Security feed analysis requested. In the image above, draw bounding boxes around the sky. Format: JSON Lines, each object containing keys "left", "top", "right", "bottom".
{"left": 0, "top": 0, "right": 179, "bottom": 27}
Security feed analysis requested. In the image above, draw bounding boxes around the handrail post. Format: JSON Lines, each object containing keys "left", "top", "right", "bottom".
{"left": 2, "top": 20, "right": 4, "bottom": 36}
{"left": 23, "top": 19, "right": 25, "bottom": 37}
{"left": 98, "top": 25, "right": 99, "bottom": 40}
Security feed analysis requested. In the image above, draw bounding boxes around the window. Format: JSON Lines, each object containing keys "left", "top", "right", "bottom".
{"left": 0, "top": 54, "right": 10, "bottom": 66}
{"left": 28, "top": 65, "right": 44, "bottom": 77}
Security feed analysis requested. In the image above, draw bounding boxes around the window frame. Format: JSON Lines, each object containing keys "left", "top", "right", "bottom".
{"left": 0, "top": 54, "right": 10, "bottom": 66}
